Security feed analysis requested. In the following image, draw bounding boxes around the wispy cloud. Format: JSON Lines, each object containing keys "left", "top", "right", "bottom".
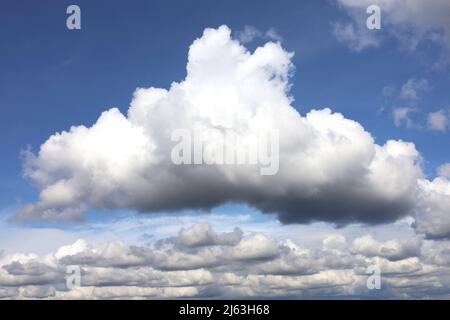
{"left": 236, "top": 25, "right": 283, "bottom": 43}
{"left": 334, "top": 0, "right": 450, "bottom": 54}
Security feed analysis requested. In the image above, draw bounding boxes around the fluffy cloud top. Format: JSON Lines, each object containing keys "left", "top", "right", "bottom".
{"left": 351, "top": 234, "right": 422, "bottom": 261}
{"left": 170, "top": 224, "right": 243, "bottom": 248}
{"left": 14, "top": 25, "right": 450, "bottom": 238}
{"left": 415, "top": 178, "right": 450, "bottom": 239}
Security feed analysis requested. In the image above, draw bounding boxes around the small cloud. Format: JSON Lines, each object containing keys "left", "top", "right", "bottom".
{"left": 382, "top": 85, "right": 395, "bottom": 97}
{"left": 265, "top": 27, "right": 283, "bottom": 42}
{"left": 399, "top": 78, "right": 429, "bottom": 102}
{"left": 236, "top": 25, "right": 283, "bottom": 44}
{"left": 237, "top": 25, "right": 262, "bottom": 43}
{"left": 392, "top": 107, "right": 416, "bottom": 128}
{"left": 332, "top": 21, "right": 380, "bottom": 52}
{"left": 427, "top": 109, "right": 450, "bottom": 132}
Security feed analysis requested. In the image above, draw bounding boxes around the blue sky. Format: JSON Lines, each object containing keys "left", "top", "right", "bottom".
{"left": 1, "top": 0, "right": 450, "bottom": 299}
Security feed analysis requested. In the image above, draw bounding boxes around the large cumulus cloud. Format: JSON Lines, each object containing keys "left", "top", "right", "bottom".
{"left": 14, "top": 25, "right": 450, "bottom": 238}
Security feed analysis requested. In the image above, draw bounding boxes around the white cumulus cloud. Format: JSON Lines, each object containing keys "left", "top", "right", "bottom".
{"left": 12, "top": 25, "right": 450, "bottom": 239}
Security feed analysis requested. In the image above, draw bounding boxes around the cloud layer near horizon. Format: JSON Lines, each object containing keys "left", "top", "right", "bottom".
{"left": 2, "top": 223, "right": 450, "bottom": 299}
{"left": 14, "top": 25, "right": 450, "bottom": 238}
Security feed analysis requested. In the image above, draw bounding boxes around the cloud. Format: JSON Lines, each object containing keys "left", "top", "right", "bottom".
{"left": 350, "top": 235, "right": 422, "bottom": 261}
{"left": 13, "top": 26, "right": 420, "bottom": 224}
{"left": 438, "top": 164, "right": 450, "bottom": 179}
{"left": 382, "top": 85, "right": 395, "bottom": 97}
{"left": 323, "top": 234, "right": 348, "bottom": 251}
{"left": 392, "top": 107, "right": 416, "bottom": 128}
{"left": 1, "top": 224, "right": 450, "bottom": 299}
{"left": 236, "top": 25, "right": 283, "bottom": 44}
{"left": 384, "top": 79, "right": 449, "bottom": 133}
{"left": 21, "top": 286, "right": 56, "bottom": 299}
{"left": 427, "top": 109, "right": 449, "bottom": 132}
{"left": 12, "top": 25, "right": 450, "bottom": 239}
{"left": 174, "top": 224, "right": 243, "bottom": 248}
{"left": 415, "top": 178, "right": 450, "bottom": 239}
{"left": 332, "top": 21, "right": 380, "bottom": 52}
{"left": 334, "top": 0, "right": 450, "bottom": 51}
{"left": 400, "top": 78, "right": 429, "bottom": 102}
{"left": 231, "top": 233, "right": 279, "bottom": 261}
{"left": 0, "top": 287, "right": 18, "bottom": 299}
{"left": 387, "top": 78, "right": 431, "bottom": 129}
{"left": 2, "top": 261, "right": 55, "bottom": 277}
